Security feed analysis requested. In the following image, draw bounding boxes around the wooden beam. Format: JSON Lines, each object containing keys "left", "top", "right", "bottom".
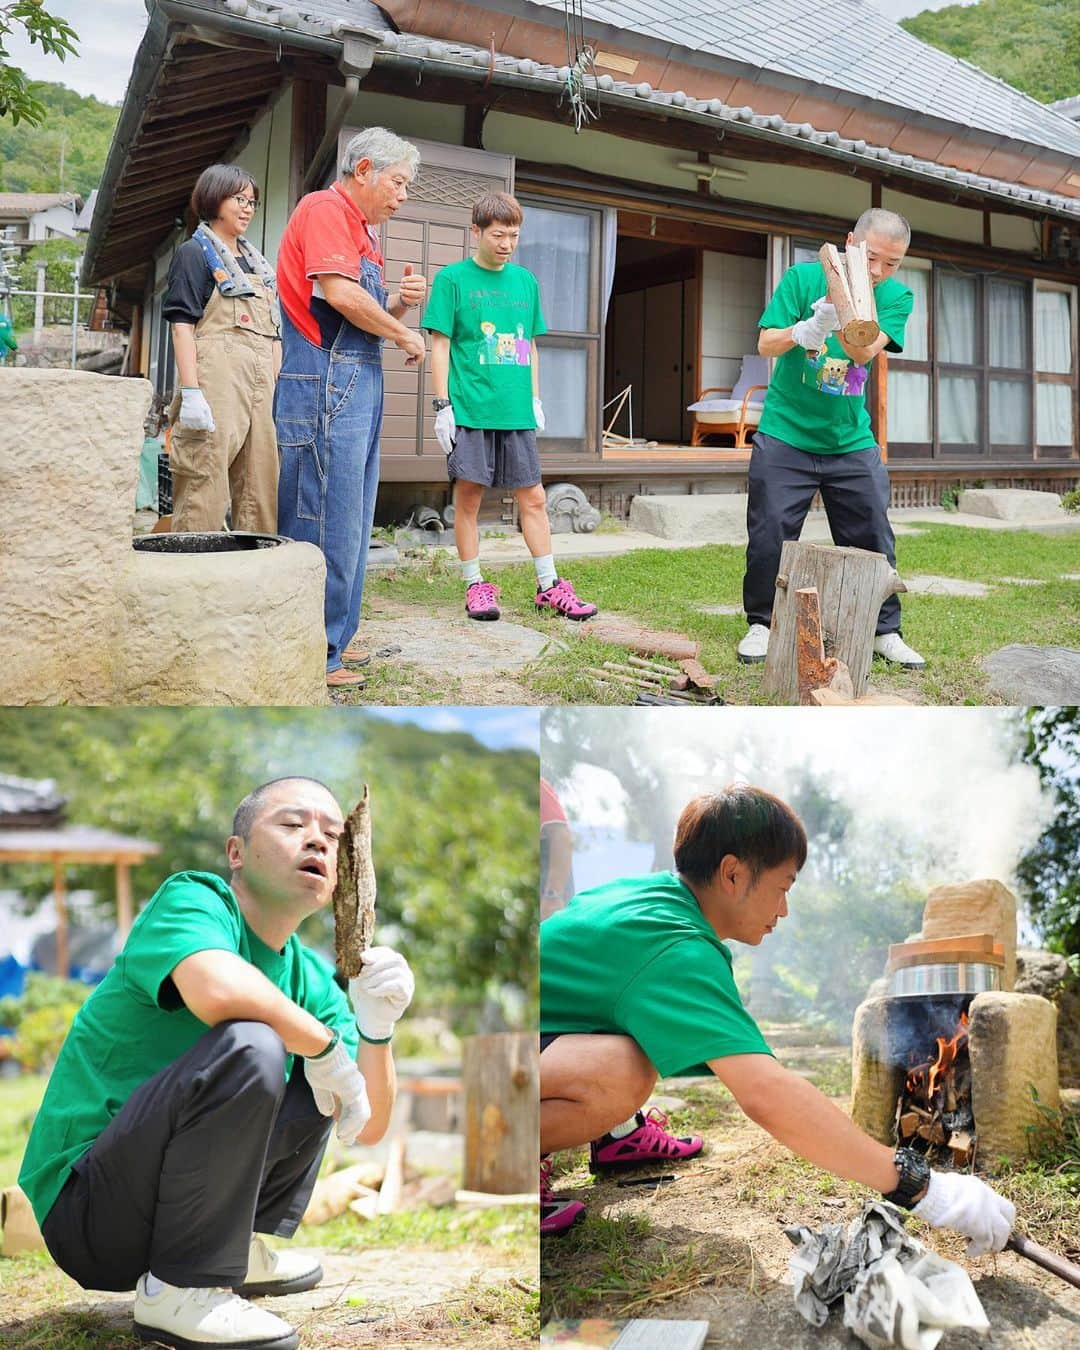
{"left": 875, "top": 349, "right": 889, "bottom": 459}
{"left": 53, "top": 858, "right": 68, "bottom": 980}
{"left": 463, "top": 103, "right": 487, "bottom": 150}
{"left": 116, "top": 862, "right": 133, "bottom": 940}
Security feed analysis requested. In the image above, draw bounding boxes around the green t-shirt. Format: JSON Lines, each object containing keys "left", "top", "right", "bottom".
{"left": 757, "top": 261, "right": 912, "bottom": 454}
{"left": 421, "top": 257, "right": 547, "bottom": 430}
{"left": 18, "top": 871, "right": 359, "bottom": 1226}
{"left": 540, "top": 871, "right": 772, "bottom": 1077}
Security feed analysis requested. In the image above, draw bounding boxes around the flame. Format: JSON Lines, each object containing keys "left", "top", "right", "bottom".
{"left": 928, "top": 1012, "right": 969, "bottom": 1101}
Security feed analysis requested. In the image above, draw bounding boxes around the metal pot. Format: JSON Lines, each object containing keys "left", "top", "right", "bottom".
{"left": 888, "top": 961, "right": 1002, "bottom": 997}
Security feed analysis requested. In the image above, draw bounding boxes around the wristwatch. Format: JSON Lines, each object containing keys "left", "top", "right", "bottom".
{"left": 883, "top": 1146, "right": 931, "bottom": 1209}
{"left": 432, "top": 397, "right": 452, "bottom": 412}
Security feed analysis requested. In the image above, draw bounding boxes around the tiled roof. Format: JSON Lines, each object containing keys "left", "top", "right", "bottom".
{"left": 527, "top": 0, "right": 1080, "bottom": 158}
{"left": 0, "top": 775, "right": 66, "bottom": 820}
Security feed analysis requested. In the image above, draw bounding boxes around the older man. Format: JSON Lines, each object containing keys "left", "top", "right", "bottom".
{"left": 738, "top": 208, "right": 925, "bottom": 670}
{"left": 20, "top": 777, "right": 414, "bottom": 1350}
{"left": 275, "top": 127, "right": 428, "bottom": 689}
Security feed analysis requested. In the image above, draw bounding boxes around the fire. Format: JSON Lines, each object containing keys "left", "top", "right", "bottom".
{"left": 905, "top": 1012, "right": 969, "bottom": 1101}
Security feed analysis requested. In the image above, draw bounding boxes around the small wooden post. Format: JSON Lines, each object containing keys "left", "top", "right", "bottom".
{"left": 462, "top": 1033, "right": 538, "bottom": 1195}
{"left": 115, "top": 862, "right": 133, "bottom": 939}
{"left": 52, "top": 857, "right": 68, "bottom": 979}
{"left": 764, "top": 542, "right": 906, "bottom": 702}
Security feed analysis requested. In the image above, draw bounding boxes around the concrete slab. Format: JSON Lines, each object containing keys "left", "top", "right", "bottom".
{"left": 360, "top": 609, "right": 555, "bottom": 676}
{"left": 697, "top": 603, "right": 745, "bottom": 615}
{"left": 958, "top": 488, "right": 1067, "bottom": 523}
{"left": 904, "top": 574, "right": 991, "bottom": 597}
{"left": 997, "top": 576, "right": 1046, "bottom": 587}
{"left": 983, "top": 645, "right": 1080, "bottom": 704}
{"left": 628, "top": 492, "right": 749, "bottom": 542}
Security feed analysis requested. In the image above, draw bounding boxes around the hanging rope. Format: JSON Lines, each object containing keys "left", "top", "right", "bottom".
{"left": 561, "top": 0, "right": 599, "bottom": 133}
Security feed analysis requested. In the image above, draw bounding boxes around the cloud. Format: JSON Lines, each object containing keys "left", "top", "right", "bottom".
{"left": 4, "top": 1, "right": 147, "bottom": 104}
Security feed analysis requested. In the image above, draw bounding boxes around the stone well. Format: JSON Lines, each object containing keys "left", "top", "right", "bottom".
{"left": 0, "top": 368, "right": 328, "bottom": 705}
{"left": 850, "top": 878, "right": 1060, "bottom": 1163}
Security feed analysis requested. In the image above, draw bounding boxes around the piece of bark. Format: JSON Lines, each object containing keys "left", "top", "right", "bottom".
{"left": 794, "top": 586, "right": 856, "bottom": 705}
{"left": 333, "top": 786, "right": 376, "bottom": 978}
{"left": 819, "top": 242, "right": 880, "bottom": 347}
{"left": 677, "top": 657, "right": 716, "bottom": 691}
{"left": 566, "top": 615, "right": 699, "bottom": 661}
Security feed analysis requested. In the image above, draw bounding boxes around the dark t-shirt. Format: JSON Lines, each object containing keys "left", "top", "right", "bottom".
{"left": 163, "top": 237, "right": 256, "bottom": 325}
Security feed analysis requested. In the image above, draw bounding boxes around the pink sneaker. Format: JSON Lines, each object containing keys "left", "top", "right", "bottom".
{"left": 540, "top": 1157, "right": 584, "bottom": 1236}
{"left": 589, "top": 1109, "right": 703, "bottom": 1174}
{"left": 465, "top": 580, "right": 500, "bottom": 621}
{"left": 535, "top": 578, "right": 597, "bottom": 621}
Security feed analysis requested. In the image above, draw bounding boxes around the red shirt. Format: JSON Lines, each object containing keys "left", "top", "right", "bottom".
{"left": 540, "top": 778, "right": 568, "bottom": 829}
{"left": 276, "top": 183, "right": 384, "bottom": 347}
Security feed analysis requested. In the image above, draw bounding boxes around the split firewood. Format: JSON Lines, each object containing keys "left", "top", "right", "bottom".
{"left": 948, "top": 1131, "right": 974, "bottom": 1166}
{"left": 916, "top": 1121, "right": 947, "bottom": 1147}
{"left": 402, "top": 1175, "right": 457, "bottom": 1209}
{"left": 818, "top": 242, "right": 880, "bottom": 347}
{"left": 332, "top": 786, "right": 377, "bottom": 978}
{"left": 348, "top": 1188, "right": 380, "bottom": 1222}
{"left": 377, "top": 1137, "right": 406, "bottom": 1216}
{"left": 302, "top": 1162, "right": 385, "bottom": 1225}
{"left": 899, "top": 1111, "right": 922, "bottom": 1140}
{"left": 454, "top": 1190, "right": 540, "bottom": 1208}
{"left": 677, "top": 657, "right": 717, "bottom": 691}
{"left": 794, "top": 586, "right": 855, "bottom": 705}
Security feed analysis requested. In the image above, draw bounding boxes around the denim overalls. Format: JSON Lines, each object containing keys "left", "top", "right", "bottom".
{"left": 275, "top": 255, "right": 386, "bottom": 674}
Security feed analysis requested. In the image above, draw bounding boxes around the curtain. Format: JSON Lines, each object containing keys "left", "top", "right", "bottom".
{"left": 988, "top": 279, "right": 1029, "bottom": 370}
{"left": 515, "top": 206, "right": 590, "bottom": 332}
{"left": 894, "top": 266, "right": 929, "bottom": 360}
{"left": 989, "top": 379, "right": 1030, "bottom": 445}
{"left": 887, "top": 369, "right": 931, "bottom": 442}
{"left": 1036, "top": 383, "right": 1073, "bottom": 445}
{"left": 939, "top": 375, "right": 978, "bottom": 443}
{"left": 936, "top": 271, "right": 976, "bottom": 364}
{"left": 1035, "top": 288, "right": 1072, "bottom": 373}
{"left": 538, "top": 347, "right": 587, "bottom": 438}
{"left": 601, "top": 208, "right": 617, "bottom": 325}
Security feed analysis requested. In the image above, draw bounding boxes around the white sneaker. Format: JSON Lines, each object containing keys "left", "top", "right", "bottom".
{"left": 134, "top": 1274, "right": 298, "bottom": 1348}
{"left": 235, "top": 1234, "right": 324, "bottom": 1297}
{"left": 873, "top": 633, "right": 926, "bottom": 668}
{"left": 736, "top": 623, "right": 771, "bottom": 663}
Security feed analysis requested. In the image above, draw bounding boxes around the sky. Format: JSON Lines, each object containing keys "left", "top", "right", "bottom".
{"left": 366, "top": 707, "right": 539, "bottom": 752}
{"left": 6, "top": 1, "right": 983, "bottom": 104}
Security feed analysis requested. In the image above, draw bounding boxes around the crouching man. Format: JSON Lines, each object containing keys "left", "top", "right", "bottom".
{"left": 540, "top": 785, "right": 1014, "bottom": 1254}
{"left": 19, "top": 777, "right": 414, "bottom": 1350}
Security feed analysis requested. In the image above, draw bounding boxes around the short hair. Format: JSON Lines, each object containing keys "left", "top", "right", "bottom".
{"left": 472, "top": 192, "right": 524, "bottom": 230}
{"left": 852, "top": 207, "right": 910, "bottom": 246}
{"left": 339, "top": 127, "right": 420, "bottom": 181}
{"left": 231, "top": 777, "right": 335, "bottom": 841}
{"left": 673, "top": 785, "right": 807, "bottom": 886}
{"left": 191, "top": 164, "right": 259, "bottom": 222}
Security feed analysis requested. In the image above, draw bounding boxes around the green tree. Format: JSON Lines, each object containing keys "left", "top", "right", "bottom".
{"left": 0, "top": 2, "right": 78, "bottom": 126}
{"left": 9, "top": 234, "right": 88, "bottom": 329}
{"left": 1016, "top": 707, "right": 1080, "bottom": 956}
{"left": 902, "top": 0, "right": 1080, "bottom": 104}
{"left": 0, "top": 710, "right": 539, "bottom": 1032}
{"left": 0, "top": 80, "right": 119, "bottom": 193}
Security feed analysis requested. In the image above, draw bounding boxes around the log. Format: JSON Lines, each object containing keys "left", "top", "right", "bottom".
{"left": 677, "top": 657, "right": 717, "bottom": 691}
{"left": 332, "top": 786, "right": 377, "bottom": 977}
{"left": 566, "top": 615, "right": 699, "bottom": 661}
{"left": 462, "top": 1033, "right": 538, "bottom": 1195}
{"left": 819, "top": 242, "right": 879, "bottom": 348}
{"left": 763, "top": 542, "right": 906, "bottom": 702}
{"left": 809, "top": 689, "right": 917, "bottom": 707}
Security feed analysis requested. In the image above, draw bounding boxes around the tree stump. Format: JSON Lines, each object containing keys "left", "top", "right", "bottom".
{"left": 462, "top": 1033, "right": 538, "bottom": 1195}
{"left": 763, "top": 542, "right": 905, "bottom": 702}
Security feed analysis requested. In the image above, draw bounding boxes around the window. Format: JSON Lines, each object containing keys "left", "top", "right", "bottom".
{"left": 516, "top": 199, "right": 604, "bottom": 455}
{"left": 1034, "top": 284, "right": 1076, "bottom": 451}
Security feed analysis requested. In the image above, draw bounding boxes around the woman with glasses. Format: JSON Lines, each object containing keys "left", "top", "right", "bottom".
{"left": 163, "top": 164, "right": 282, "bottom": 533}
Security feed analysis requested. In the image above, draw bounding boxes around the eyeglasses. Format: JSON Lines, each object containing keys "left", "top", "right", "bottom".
{"left": 231, "top": 195, "right": 259, "bottom": 212}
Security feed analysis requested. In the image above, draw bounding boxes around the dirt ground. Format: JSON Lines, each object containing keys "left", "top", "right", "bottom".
{"left": 2, "top": 1243, "right": 537, "bottom": 1348}
{"left": 541, "top": 1078, "right": 1080, "bottom": 1349}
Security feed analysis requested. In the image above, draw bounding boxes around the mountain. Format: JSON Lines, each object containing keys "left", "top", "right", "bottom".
{"left": 0, "top": 81, "right": 119, "bottom": 196}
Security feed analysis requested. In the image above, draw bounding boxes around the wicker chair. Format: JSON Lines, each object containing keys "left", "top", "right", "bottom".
{"left": 688, "top": 355, "right": 769, "bottom": 449}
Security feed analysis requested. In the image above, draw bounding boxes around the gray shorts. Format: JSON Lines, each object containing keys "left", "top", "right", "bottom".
{"left": 447, "top": 427, "right": 541, "bottom": 489}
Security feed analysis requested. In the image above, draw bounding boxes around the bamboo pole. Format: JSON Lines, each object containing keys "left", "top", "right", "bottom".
{"left": 52, "top": 857, "right": 68, "bottom": 979}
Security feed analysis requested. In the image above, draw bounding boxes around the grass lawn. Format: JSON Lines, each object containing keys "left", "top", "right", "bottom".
{"left": 363, "top": 524, "right": 1080, "bottom": 706}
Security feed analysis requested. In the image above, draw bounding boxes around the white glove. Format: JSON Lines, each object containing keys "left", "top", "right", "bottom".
{"left": 533, "top": 397, "right": 546, "bottom": 432}
{"left": 912, "top": 1170, "right": 1015, "bottom": 1256}
{"left": 791, "top": 297, "right": 839, "bottom": 351}
{"left": 348, "top": 946, "right": 415, "bottom": 1042}
{"left": 435, "top": 403, "right": 456, "bottom": 456}
{"left": 303, "top": 1034, "right": 371, "bottom": 1144}
{"left": 178, "top": 386, "right": 215, "bottom": 431}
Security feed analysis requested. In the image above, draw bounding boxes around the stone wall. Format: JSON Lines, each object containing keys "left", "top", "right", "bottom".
{"left": 0, "top": 368, "right": 328, "bottom": 705}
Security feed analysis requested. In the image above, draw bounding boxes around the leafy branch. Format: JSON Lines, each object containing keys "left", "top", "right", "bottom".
{"left": 0, "top": 2, "right": 79, "bottom": 127}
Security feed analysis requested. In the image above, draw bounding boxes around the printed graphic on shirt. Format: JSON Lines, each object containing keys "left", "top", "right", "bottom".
{"left": 478, "top": 320, "right": 532, "bottom": 366}
{"left": 803, "top": 350, "right": 870, "bottom": 397}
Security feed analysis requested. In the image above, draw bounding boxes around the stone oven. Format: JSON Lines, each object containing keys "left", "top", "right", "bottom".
{"left": 0, "top": 369, "right": 328, "bottom": 706}
{"left": 851, "top": 880, "right": 1060, "bottom": 1164}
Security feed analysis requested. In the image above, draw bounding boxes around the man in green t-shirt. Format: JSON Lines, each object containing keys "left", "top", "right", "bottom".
{"left": 738, "top": 208, "right": 925, "bottom": 670}
{"left": 421, "top": 192, "right": 598, "bottom": 623}
{"left": 19, "top": 777, "right": 414, "bottom": 1350}
{"left": 540, "top": 785, "right": 1014, "bottom": 1256}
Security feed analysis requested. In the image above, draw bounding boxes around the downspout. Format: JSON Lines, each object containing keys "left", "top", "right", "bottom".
{"left": 302, "top": 32, "right": 381, "bottom": 194}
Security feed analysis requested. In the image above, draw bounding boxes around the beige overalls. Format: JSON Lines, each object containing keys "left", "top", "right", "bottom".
{"left": 169, "top": 275, "right": 280, "bottom": 534}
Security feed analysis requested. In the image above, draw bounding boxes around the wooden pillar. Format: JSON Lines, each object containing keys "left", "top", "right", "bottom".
{"left": 115, "top": 862, "right": 133, "bottom": 939}
{"left": 52, "top": 857, "right": 69, "bottom": 979}
{"left": 289, "top": 80, "right": 328, "bottom": 212}
{"left": 874, "top": 349, "right": 889, "bottom": 460}
{"left": 462, "top": 1033, "right": 538, "bottom": 1195}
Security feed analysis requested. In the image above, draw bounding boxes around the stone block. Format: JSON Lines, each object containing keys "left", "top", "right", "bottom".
{"left": 983, "top": 645, "right": 1080, "bottom": 705}
{"left": 628, "top": 492, "right": 748, "bottom": 542}
{"left": 969, "top": 992, "right": 1059, "bottom": 1161}
{"left": 850, "top": 997, "right": 900, "bottom": 1144}
{"left": 957, "top": 488, "right": 1066, "bottom": 523}
{"left": 922, "top": 879, "right": 1017, "bottom": 990}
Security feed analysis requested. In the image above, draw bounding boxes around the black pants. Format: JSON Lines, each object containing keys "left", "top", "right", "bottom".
{"left": 743, "top": 432, "right": 901, "bottom": 635}
{"left": 41, "top": 1020, "right": 332, "bottom": 1292}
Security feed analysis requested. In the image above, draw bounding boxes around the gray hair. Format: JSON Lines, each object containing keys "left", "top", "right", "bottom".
{"left": 852, "top": 208, "right": 910, "bottom": 245}
{"left": 339, "top": 127, "right": 421, "bottom": 181}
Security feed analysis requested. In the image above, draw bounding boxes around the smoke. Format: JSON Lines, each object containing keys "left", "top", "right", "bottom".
{"left": 544, "top": 706, "right": 1052, "bottom": 903}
